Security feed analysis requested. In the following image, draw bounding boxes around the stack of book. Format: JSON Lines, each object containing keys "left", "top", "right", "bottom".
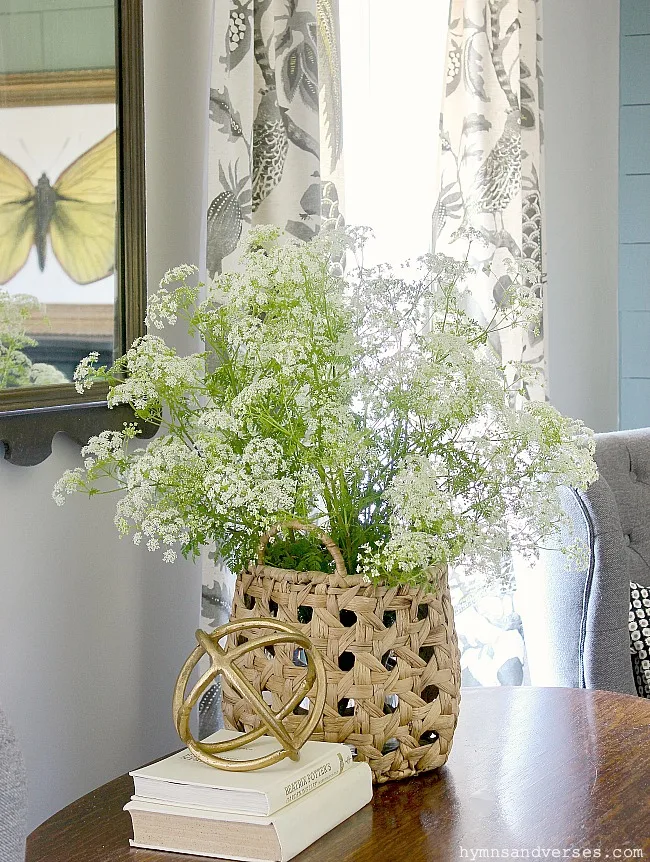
{"left": 125, "top": 729, "right": 373, "bottom": 861}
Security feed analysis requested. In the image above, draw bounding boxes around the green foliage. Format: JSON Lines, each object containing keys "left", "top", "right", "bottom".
{"left": 264, "top": 534, "right": 335, "bottom": 574}
{"left": 0, "top": 290, "right": 68, "bottom": 387}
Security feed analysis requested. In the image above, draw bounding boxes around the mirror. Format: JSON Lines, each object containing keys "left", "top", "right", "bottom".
{"left": 0, "top": 0, "right": 146, "bottom": 465}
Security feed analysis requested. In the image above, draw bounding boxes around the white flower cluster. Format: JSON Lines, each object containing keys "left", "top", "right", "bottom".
{"left": 54, "top": 227, "right": 598, "bottom": 587}
{"left": 201, "top": 438, "right": 295, "bottom": 526}
{"left": 74, "top": 352, "right": 100, "bottom": 392}
{"left": 106, "top": 336, "right": 205, "bottom": 412}
{"left": 145, "top": 267, "right": 200, "bottom": 330}
{"left": 160, "top": 264, "right": 199, "bottom": 285}
{"left": 53, "top": 468, "right": 85, "bottom": 506}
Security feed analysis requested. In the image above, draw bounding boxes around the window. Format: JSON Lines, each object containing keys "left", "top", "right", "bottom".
{"left": 340, "top": 0, "right": 450, "bottom": 266}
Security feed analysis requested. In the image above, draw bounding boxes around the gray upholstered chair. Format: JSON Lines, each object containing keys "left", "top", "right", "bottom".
{"left": 516, "top": 428, "right": 649, "bottom": 697}
{"left": 0, "top": 704, "right": 27, "bottom": 862}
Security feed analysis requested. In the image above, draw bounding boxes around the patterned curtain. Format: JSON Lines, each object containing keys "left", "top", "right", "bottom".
{"left": 199, "top": 0, "right": 344, "bottom": 735}
{"left": 205, "top": 0, "right": 344, "bottom": 276}
{"left": 433, "top": 0, "right": 545, "bottom": 686}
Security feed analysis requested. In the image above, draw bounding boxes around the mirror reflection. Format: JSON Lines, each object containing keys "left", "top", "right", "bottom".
{"left": 0, "top": 0, "right": 117, "bottom": 389}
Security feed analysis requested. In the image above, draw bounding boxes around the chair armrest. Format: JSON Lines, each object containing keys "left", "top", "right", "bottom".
{"left": 516, "top": 481, "right": 637, "bottom": 696}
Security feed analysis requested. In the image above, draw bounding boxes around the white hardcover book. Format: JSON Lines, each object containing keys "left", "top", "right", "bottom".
{"left": 126, "top": 761, "right": 373, "bottom": 862}
{"left": 130, "top": 729, "right": 354, "bottom": 816}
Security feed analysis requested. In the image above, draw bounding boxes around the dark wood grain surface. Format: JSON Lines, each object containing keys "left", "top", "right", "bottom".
{"left": 27, "top": 687, "right": 650, "bottom": 862}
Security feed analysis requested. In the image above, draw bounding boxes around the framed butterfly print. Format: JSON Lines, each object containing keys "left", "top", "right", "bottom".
{"left": 0, "top": 0, "right": 148, "bottom": 466}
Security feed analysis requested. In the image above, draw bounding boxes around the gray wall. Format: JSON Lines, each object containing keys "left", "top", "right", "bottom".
{"left": 619, "top": 0, "right": 650, "bottom": 429}
{"left": 0, "top": 0, "right": 212, "bottom": 831}
{"left": 544, "top": 0, "right": 620, "bottom": 432}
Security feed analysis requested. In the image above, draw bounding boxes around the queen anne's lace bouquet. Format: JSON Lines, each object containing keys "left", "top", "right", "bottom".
{"left": 53, "top": 226, "right": 597, "bottom": 587}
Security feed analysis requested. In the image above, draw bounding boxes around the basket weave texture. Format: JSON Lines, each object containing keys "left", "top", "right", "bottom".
{"left": 223, "top": 522, "right": 462, "bottom": 783}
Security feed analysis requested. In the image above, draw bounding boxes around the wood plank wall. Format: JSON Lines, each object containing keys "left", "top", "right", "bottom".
{"left": 620, "top": 0, "right": 650, "bottom": 428}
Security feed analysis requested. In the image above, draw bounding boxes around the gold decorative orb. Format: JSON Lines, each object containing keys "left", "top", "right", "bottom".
{"left": 172, "top": 618, "right": 326, "bottom": 771}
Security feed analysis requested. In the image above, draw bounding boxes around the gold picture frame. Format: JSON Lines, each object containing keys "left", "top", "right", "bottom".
{"left": 0, "top": 68, "right": 116, "bottom": 108}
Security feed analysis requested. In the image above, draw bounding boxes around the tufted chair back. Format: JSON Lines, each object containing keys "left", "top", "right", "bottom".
{"left": 0, "top": 703, "right": 27, "bottom": 862}
{"left": 596, "top": 431, "right": 650, "bottom": 586}
{"left": 517, "top": 428, "right": 646, "bottom": 696}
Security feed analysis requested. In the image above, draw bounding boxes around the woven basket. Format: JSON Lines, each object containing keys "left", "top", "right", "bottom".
{"left": 222, "top": 521, "right": 461, "bottom": 783}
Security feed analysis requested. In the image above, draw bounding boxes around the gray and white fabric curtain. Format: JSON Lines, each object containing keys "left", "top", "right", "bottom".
{"left": 434, "top": 0, "right": 545, "bottom": 400}
{"left": 433, "top": 0, "right": 545, "bottom": 686}
{"left": 206, "top": 0, "right": 344, "bottom": 277}
{"left": 200, "top": 0, "right": 344, "bottom": 734}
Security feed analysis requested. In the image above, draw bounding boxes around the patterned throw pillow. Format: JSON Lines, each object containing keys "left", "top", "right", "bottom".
{"left": 630, "top": 581, "right": 650, "bottom": 698}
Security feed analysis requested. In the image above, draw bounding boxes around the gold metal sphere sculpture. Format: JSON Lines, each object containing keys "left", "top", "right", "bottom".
{"left": 173, "top": 618, "right": 326, "bottom": 771}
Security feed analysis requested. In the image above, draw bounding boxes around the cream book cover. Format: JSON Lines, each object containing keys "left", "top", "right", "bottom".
{"left": 126, "top": 761, "right": 373, "bottom": 862}
{"left": 130, "top": 729, "right": 354, "bottom": 816}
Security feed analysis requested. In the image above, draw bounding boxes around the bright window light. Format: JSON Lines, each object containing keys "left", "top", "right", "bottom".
{"left": 339, "top": 0, "right": 451, "bottom": 267}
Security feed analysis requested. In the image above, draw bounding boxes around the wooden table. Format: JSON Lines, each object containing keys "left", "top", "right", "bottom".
{"left": 27, "top": 687, "right": 650, "bottom": 861}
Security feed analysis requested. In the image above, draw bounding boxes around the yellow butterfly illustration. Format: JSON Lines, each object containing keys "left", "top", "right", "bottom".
{"left": 0, "top": 129, "right": 117, "bottom": 285}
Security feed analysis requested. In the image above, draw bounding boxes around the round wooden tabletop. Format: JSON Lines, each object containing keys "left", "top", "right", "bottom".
{"left": 27, "top": 687, "right": 650, "bottom": 862}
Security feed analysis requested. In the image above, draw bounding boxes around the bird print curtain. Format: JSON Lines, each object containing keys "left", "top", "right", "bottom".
{"left": 200, "top": 0, "right": 344, "bottom": 735}
{"left": 206, "top": 0, "right": 344, "bottom": 277}
{"left": 433, "top": 0, "right": 545, "bottom": 687}
{"left": 434, "top": 0, "right": 544, "bottom": 399}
